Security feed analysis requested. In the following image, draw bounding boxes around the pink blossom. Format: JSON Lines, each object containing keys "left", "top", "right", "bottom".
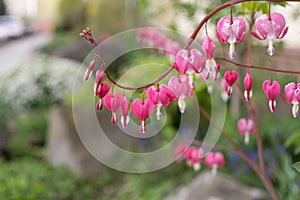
{"left": 175, "top": 144, "right": 188, "bottom": 162}
{"left": 221, "top": 78, "right": 230, "bottom": 102}
{"left": 262, "top": 80, "right": 281, "bottom": 112}
{"left": 251, "top": 12, "right": 288, "bottom": 56}
{"left": 132, "top": 99, "right": 154, "bottom": 134}
{"left": 202, "top": 35, "right": 218, "bottom": 77}
{"left": 165, "top": 40, "right": 180, "bottom": 61}
{"left": 94, "top": 81, "right": 110, "bottom": 98}
{"left": 95, "top": 70, "right": 105, "bottom": 84}
{"left": 120, "top": 96, "right": 131, "bottom": 128}
{"left": 243, "top": 73, "right": 253, "bottom": 102}
{"left": 103, "top": 92, "right": 123, "bottom": 124}
{"left": 224, "top": 70, "right": 238, "bottom": 95}
{"left": 175, "top": 49, "right": 205, "bottom": 86}
{"left": 84, "top": 59, "right": 96, "bottom": 81}
{"left": 282, "top": 83, "right": 300, "bottom": 118}
{"left": 205, "top": 152, "right": 225, "bottom": 176}
{"left": 146, "top": 85, "right": 176, "bottom": 119}
{"left": 237, "top": 118, "right": 254, "bottom": 144}
{"left": 94, "top": 82, "right": 110, "bottom": 111}
{"left": 154, "top": 34, "right": 166, "bottom": 50}
{"left": 217, "top": 16, "right": 246, "bottom": 59}
{"left": 185, "top": 147, "right": 204, "bottom": 171}
{"left": 168, "top": 75, "right": 194, "bottom": 113}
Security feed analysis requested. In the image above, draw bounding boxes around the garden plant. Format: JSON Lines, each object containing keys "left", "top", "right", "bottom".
{"left": 79, "top": 1, "right": 300, "bottom": 200}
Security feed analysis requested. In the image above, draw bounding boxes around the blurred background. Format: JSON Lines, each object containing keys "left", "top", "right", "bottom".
{"left": 0, "top": 0, "right": 299, "bottom": 199}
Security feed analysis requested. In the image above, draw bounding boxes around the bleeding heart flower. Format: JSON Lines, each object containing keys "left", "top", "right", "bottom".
{"left": 132, "top": 99, "right": 154, "bottom": 134}
{"left": 175, "top": 49, "right": 205, "bottom": 86}
{"left": 168, "top": 75, "right": 194, "bottom": 113}
{"left": 103, "top": 92, "right": 123, "bottom": 124}
{"left": 217, "top": 16, "right": 246, "bottom": 59}
{"left": 154, "top": 34, "right": 166, "bottom": 51}
{"left": 94, "top": 82, "right": 110, "bottom": 111}
{"left": 84, "top": 59, "right": 96, "bottom": 81}
{"left": 146, "top": 85, "right": 176, "bottom": 120}
{"left": 120, "top": 96, "right": 131, "bottom": 128}
{"left": 221, "top": 78, "right": 230, "bottom": 102}
{"left": 165, "top": 40, "right": 180, "bottom": 62}
{"left": 251, "top": 12, "right": 288, "bottom": 56}
{"left": 94, "top": 81, "right": 110, "bottom": 97}
{"left": 237, "top": 118, "right": 254, "bottom": 144}
{"left": 95, "top": 70, "right": 105, "bottom": 84}
{"left": 202, "top": 35, "right": 218, "bottom": 77}
{"left": 224, "top": 70, "right": 238, "bottom": 95}
{"left": 175, "top": 144, "right": 188, "bottom": 162}
{"left": 262, "top": 80, "right": 281, "bottom": 112}
{"left": 244, "top": 73, "right": 253, "bottom": 102}
{"left": 185, "top": 147, "right": 204, "bottom": 171}
{"left": 205, "top": 152, "right": 225, "bottom": 176}
{"left": 282, "top": 83, "right": 300, "bottom": 118}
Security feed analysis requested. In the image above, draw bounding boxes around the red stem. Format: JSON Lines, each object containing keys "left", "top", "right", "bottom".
{"left": 199, "top": 105, "right": 280, "bottom": 200}
{"left": 217, "top": 57, "right": 300, "bottom": 74}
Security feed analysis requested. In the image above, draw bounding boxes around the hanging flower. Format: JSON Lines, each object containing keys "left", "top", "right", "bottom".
{"left": 168, "top": 75, "right": 194, "bottom": 113}
{"left": 185, "top": 147, "right": 204, "bottom": 171}
{"left": 282, "top": 83, "right": 300, "bottom": 118}
{"left": 84, "top": 59, "right": 96, "bottom": 81}
{"left": 224, "top": 70, "right": 238, "bottom": 96}
{"left": 202, "top": 35, "right": 217, "bottom": 74}
{"left": 175, "top": 49, "right": 205, "bottom": 87}
{"left": 175, "top": 144, "right": 188, "bottom": 162}
{"left": 237, "top": 118, "right": 255, "bottom": 144}
{"left": 103, "top": 92, "right": 123, "bottom": 124}
{"left": 95, "top": 82, "right": 110, "bottom": 111}
{"left": 217, "top": 16, "right": 246, "bottom": 59}
{"left": 205, "top": 152, "right": 225, "bottom": 176}
{"left": 146, "top": 85, "right": 176, "bottom": 120}
{"left": 165, "top": 40, "right": 180, "bottom": 62}
{"left": 244, "top": 73, "right": 253, "bottom": 102}
{"left": 221, "top": 78, "right": 230, "bottom": 102}
{"left": 120, "top": 96, "right": 131, "bottom": 128}
{"left": 251, "top": 12, "right": 288, "bottom": 56}
{"left": 132, "top": 99, "right": 154, "bottom": 134}
{"left": 262, "top": 80, "right": 281, "bottom": 112}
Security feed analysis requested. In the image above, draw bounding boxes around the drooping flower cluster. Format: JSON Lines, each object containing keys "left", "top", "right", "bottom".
{"left": 137, "top": 29, "right": 180, "bottom": 61}
{"left": 80, "top": 8, "right": 292, "bottom": 177}
{"left": 175, "top": 145, "right": 225, "bottom": 175}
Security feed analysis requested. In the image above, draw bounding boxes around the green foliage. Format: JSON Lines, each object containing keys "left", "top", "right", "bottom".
{"left": 285, "top": 130, "right": 300, "bottom": 156}
{"left": 58, "top": 0, "right": 87, "bottom": 31}
{"left": 85, "top": 0, "right": 141, "bottom": 35}
{"left": 0, "top": 0, "right": 6, "bottom": 15}
{"left": 292, "top": 162, "right": 300, "bottom": 173}
{"left": 99, "top": 163, "right": 195, "bottom": 200}
{"left": 0, "top": 159, "right": 99, "bottom": 200}
{"left": 7, "top": 110, "right": 49, "bottom": 158}
{"left": 173, "top": 1, "right": 199, "bottom": 19}
{"left": 0, "top": 157, "right": 196, "bottom": 200}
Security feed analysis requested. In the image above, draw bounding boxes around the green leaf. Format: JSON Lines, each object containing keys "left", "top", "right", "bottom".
{"left": 285, "top": 131, "right": 300, "bottom": 147}
{"left": 292, "top": 162, "right": 300, "bottom": 173}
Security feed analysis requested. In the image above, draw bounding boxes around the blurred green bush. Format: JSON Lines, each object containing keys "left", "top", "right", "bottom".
{"left": 0, "top": 158, "right": 99, "bottom": 200}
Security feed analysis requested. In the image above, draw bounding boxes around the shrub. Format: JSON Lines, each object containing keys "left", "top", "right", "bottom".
{"left": 0, "top": 158, "right": 98, "bottom": 200}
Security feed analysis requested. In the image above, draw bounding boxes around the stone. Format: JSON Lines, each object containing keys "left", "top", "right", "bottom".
{"left": 164, "top": 171, "right": 268, "bottom": 200}
{"left": 46, "top": 104, "right": 105, "bottom": 177}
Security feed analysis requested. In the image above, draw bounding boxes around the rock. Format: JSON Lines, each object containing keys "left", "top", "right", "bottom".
{"left": 164, "top": 171, "right": 268, "bottom": 200}
{"left": 46, "top": 104, "right": 105, "bottom": 177}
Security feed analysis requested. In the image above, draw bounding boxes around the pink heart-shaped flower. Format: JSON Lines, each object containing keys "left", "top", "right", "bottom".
{"left": 224, "top": 70, "right": 238, "bottom": 86}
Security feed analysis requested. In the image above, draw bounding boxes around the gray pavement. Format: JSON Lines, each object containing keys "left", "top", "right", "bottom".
{"left": 0, "top": 32, "right": 52, "bottom": 74}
